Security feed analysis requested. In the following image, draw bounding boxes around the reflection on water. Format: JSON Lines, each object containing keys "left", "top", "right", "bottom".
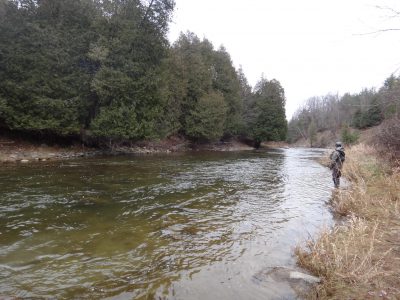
{"left": 0, "top": 148, "right": 333, "bottom": 299}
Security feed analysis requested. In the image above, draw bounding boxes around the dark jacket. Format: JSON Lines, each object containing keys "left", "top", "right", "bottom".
{"left": 330, "top": 146, "right": 345, "bottom": 170}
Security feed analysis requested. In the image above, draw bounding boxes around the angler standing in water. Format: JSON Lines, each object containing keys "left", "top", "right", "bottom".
{"left": 329, "top": 141, "right": 346, "bottom": 188}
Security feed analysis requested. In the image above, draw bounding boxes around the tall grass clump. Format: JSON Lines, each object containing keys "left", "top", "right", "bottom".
{"left": 295, "top": 144, "right": 400, "bottom": 299}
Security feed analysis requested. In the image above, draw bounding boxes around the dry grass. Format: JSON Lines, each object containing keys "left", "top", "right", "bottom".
{"left": 295, "top": 144, "right": 400, "bottom": 299}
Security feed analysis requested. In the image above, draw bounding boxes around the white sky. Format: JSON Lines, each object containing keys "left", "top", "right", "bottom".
{"left": 167, "top": 0, "right": 400, "bottom": 119}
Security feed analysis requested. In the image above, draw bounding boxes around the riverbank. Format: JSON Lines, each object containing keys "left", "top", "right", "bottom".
{"left": 290, "top": 126, "right": 380, "bottom": 149}
{"left": 0, "top": 135, "right": 102, "bottom": 163}
{"left": 0, "top": 135, "right": 256, "bottom": 163}
{"left": 295, "top": 144, "right": 400, "bottom": 299}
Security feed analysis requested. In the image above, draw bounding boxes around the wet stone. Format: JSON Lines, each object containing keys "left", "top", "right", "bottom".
{"left": 253, "top": 267, "right": 321, "bottom": 295}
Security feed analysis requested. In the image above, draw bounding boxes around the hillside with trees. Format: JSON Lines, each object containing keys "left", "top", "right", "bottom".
{"left": 287, "top": 74, "right": 400, "bottom": 155}
{"left": 0, "top": 0, "right": 287, "bottom": 148}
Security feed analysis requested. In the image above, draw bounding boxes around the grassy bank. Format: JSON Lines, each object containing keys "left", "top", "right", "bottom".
{"left": 295, "top": 144, "right": 400, "bottom": 299}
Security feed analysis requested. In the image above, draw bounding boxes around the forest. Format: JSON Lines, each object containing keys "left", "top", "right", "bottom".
{"left": 0, "top": 0, "right": 287, "bottom": 148}
{"left": 287, "top": 74, "right": 400, "bottom": 154}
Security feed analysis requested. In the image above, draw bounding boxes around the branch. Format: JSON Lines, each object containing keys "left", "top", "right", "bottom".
{"left": 354, "top": 28, "right": 400, "bottom": 36}
{"left": 296, "top": 126, "right": 307, "bottom": 140}
{"left": 375, "top": 5, "right": 400, "bottom": 18}
{"left": 354, "top": 5, "right": 400, "bottom": 36}
{"left": 141, "top": 0, "right": 155, "bottom": 24}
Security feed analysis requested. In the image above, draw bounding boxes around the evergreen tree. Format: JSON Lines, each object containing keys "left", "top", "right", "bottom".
{"left": 237, "top": 66, "right": 253, "bottom": 135}
{"left": 212, "top": 46, "right": 242, "bottom": 135}
{"left": 172, "top": 32, "right": 213, "bottom": 131}
{"left": 89, "top": 0, "right": 175, "bottom": 140}
{"left": 0, "top": 1, "right": 289, "bottom": 148}
{"left": 0, "top": 0, "right": 98, "bottom": 134}
{"left": 185, "top": 92, "right": 227, "bottom": 141}
{"left": 171, "top": 32, "right": 244, "bottom": 140}
{"left": 248, "top": 78, "right": 287, "bottom": 147}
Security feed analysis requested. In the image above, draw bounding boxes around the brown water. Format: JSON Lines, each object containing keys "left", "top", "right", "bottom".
{"left": 0, "top": 148, "right": 333, "bottom": 299}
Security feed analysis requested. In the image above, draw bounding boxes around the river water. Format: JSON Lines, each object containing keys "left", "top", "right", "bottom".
{"left": 0, "top": 148, "right": 334, "bottom": 299}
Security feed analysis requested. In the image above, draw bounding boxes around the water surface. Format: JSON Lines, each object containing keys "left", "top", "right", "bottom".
{"left": 0, "top": 148, "right": 333, "bottom": 299}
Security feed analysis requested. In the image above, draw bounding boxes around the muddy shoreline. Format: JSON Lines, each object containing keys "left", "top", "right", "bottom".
{"left": 0, "top": 136, "right": 261, "bottom": 164}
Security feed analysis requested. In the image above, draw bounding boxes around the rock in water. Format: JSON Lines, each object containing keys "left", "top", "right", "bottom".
{"left": 253, "top": 266, "right": 321, "bottom": 296}
{"left": 289, "top": 271, "right": 321, "bottom": 284}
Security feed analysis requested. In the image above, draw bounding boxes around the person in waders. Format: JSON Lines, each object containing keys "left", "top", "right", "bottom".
{"left": 329, "top": 141, "right": 345, "bottom": 188}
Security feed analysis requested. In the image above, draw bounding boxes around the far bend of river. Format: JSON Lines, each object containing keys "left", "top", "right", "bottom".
{"left": 0, "top": 148, "right": 334, "bottom": 299}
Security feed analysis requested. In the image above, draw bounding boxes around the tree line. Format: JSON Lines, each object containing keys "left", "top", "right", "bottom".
{"left": 287, "top": 74, "right": 400, "bottom": 151}
{"left": 0, "top": 0, "right": 287, "bottom": 147}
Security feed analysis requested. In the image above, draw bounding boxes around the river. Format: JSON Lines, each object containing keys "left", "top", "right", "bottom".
{"left": 0, "top": 148, "right": 334, "bottom": 299}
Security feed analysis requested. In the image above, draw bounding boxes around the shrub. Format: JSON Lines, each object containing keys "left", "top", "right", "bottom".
{"left": 377, "top": 116, "right": 400, "bottom": 161}
{"left": 341, "top": 126, "right": 359, "bottom": 145}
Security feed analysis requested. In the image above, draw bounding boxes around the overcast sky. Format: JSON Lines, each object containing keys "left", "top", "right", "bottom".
{"left": 167, "top": 0, "right": 400, "bottom": 119}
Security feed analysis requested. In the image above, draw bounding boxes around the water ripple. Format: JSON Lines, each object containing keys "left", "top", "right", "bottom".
{"left": 0, "top": 149, "right": 334, "bottom": 299}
